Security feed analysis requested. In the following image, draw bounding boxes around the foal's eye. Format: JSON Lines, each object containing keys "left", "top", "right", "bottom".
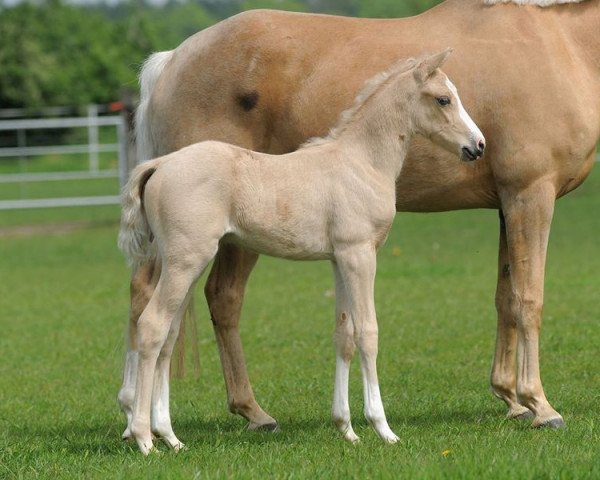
{"left": 436, "top": 96, "right": 451, "bottom": 107}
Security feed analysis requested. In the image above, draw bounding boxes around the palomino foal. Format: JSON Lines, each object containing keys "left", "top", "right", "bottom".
{"left": 118, "top": 50, "right": 485, "bottom": 454}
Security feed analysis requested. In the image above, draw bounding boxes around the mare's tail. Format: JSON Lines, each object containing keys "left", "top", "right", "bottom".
{"left": 117, "top": 158, "right": 164, "bottom": 271}
{"left": 135, "top": 50, "right": 174, "bottom": 162}
{"left": 119, "top": 49, "right": 174, "bottom": 269}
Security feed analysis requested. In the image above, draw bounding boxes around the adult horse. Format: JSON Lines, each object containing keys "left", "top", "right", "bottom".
{"left": 119, "top": 0, "right": 600, "bottom": 438}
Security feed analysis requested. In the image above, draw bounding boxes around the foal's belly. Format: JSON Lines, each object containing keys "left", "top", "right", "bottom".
{"left": 223, "top": 229, "right": 333, "bottom": 261}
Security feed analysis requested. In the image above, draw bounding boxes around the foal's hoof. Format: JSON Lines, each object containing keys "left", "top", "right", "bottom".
{"left": 248, "top": 421, "right": 279, "bottom": 432}
{"left": 136, "top": 439, "right": 158, "bottom": 456}
{"left": 169, "top": 441, "right": 186, "bottom": 452}
{"left": 535, "top": 417, "right": 566, "bottom": 429}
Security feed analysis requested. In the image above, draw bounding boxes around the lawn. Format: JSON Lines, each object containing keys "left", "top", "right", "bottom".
{"left": 0, "top": 167, "right": 598, "bottom": 479}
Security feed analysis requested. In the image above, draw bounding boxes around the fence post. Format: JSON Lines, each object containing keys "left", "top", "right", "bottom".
{"left": 87, "top": 104, "right": 99, "bottom": 172}
{"left": 117, "top": 117, "right": 128, "bottom": 190}
{"left": 17, "top": 128, "right": 27, "bottom": 173}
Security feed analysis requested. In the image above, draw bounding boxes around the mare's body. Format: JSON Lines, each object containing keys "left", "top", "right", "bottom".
{"left": 122, "top": 0, "right": 600, "bottom": 435}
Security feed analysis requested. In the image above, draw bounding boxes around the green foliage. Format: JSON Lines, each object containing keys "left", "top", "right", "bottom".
{"left": 359, "top": 0, "right": 442, "bottom": 18}
{"left": 0, "top": 0, "right": 215, "bottom": 108}
{"left": 0, "top": 2, "right": 131, "bottom": 107}
{"left": 0, "top": 0, "right": 442, "bottom": 109}
{"left": 241, "top": 0, "right": 308, "bottom": 12}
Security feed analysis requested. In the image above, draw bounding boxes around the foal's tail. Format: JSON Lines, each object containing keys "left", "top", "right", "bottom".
{"left": 117, "top": 158, "right": 164, "bottom": 271}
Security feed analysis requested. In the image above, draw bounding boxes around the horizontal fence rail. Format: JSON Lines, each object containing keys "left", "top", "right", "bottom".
{"left": 0, "top": 196, "right": 121, "bottom": 210}
{"left": 0, "top": 104, "right": 130, "bottom": 210}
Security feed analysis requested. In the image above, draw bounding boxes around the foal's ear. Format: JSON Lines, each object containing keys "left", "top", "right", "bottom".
{"left": 414, "top": 48, "right": 453, "bottom": 84}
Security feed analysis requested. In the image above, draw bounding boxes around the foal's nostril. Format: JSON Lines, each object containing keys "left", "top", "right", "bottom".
{"left": 477, "top": 139, "right": 486, "bottom": 155}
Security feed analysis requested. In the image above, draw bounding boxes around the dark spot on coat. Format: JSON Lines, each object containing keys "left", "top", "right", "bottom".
{"left": 237, "top": 91, "right": 259, "bottom": 112}
{"left": 502, "top": 263, "right": 510, "bottom": 278}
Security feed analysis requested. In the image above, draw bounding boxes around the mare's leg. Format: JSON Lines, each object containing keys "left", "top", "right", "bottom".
{"left": 118, "top": 258, "right": 161, "bottom": 440}
{"left": 500, "top": 182, "right": 564, "bottom": 428}
{"left": 490, "top": 211, "right": 533, "bottom": 420}
{"left": 204, "top": 244, "right": 277, "bottom": 430}
{"left": 331, "top": 262, "right": 359, "bottom": 443}
{"left": 335, "top": 245, "right": 398, "bottom": 443}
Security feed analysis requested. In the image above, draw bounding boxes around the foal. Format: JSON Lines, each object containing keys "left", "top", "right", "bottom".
{"left": 118, "top": 50, "right": 485, "bottom": 454}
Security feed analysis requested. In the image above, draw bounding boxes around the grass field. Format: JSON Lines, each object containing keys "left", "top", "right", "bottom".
{"left": 0, "top": 167, "right": 599, "bottom": 479}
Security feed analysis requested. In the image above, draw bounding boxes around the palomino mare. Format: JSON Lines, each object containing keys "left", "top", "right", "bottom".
{"left": 120, "top": 0, "right": 600, "bottom": 439}
{"left": 119, "top": 51, "right": 485, "bottom": 454}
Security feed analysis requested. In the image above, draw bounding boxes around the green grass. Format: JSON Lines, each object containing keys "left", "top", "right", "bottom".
{"left": 0, "top": 177, "right": 120, "bottom": 201}
{"left": 0, "top": 167, "right": 599, "bottom": 479}
{"left": 0, "top": 151, "right": 119, "bottom": 175}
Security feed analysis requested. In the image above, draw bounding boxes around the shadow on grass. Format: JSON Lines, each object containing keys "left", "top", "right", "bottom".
{"left": 388, "top": 404, "right": 504, "bottom": 428}
{"left": 5, "top": 399, "right": 573, "bottom": 459}
{"left": 2, "top": 414, "right": 304, "bottom": 457}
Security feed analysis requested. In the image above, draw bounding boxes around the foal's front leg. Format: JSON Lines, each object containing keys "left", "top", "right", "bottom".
{"left": 335, "top": 245, "right": 398, "bottom": 443}
{"left": 331, "top": 263, "right": 359, "bottom": 443}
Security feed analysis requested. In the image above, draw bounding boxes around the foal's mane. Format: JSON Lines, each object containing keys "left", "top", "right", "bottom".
{"left": 301, "top": 56, "right": 419, "bottom": 148}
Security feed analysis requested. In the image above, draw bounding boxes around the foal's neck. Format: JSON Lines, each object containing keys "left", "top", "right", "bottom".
{"left": 336, "top": 83, "right": 415, "bottom": 182}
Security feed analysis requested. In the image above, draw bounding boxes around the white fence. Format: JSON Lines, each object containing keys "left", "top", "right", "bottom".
{"left": 0, "top": 105, "right": 129, "bottom": 210}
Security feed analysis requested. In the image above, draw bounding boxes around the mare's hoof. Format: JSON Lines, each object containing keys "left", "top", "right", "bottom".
{"left": 248, "top": 421, "right": 279, "bottom": 432}
{"left": 537, "top": 417, "right": 566, "bottom": 429}
{"left": 512, "top": 410, "right": 534, "bottom": 421}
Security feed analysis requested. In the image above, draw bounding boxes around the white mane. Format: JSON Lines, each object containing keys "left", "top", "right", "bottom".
{"left": 484, "top": 0, "right": 587, "bottom": 6}
{"left": 302, "top": 57, "right": 419, "bottom": 148}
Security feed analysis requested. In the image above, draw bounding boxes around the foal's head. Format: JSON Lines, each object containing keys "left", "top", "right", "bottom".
{"left": 410, "top": 50, "right": 485, "bottom": 161}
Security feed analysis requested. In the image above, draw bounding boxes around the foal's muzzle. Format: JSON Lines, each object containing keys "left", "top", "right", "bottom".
{"left": 461, "top": 139, "right": 485, "bottom": 162}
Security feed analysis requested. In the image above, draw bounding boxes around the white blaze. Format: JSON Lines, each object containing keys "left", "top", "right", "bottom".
{"left": 446, "top": 78, "right": 484, "bottom": 144}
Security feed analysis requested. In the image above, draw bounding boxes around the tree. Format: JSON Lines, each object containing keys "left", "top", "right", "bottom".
{"left": 0, "top": 0, "right": 216, "bottom": 108}
{"left": 241, "top": 0, "right": 308, "bottom": 12}
{"left": 359, "top": 0, "right": 442, "bottom": 18}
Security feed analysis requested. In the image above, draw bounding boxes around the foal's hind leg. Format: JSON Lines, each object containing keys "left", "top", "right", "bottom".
{"left": 118, "top": 258, "right": 161, "bottom": 440}
{"left": 205, "top": 244, "right": 277, "bottom": 430}
{"left": 490, "top": 211, "right": 533, "bottom": 420}
{"left": 331, "top": 262, "right": 359, "bottom": 443}
{"left": 150, "top": 289, "right": 193, "bottom": 452}
{"left": 131, "top": 253, "right": 211, "bottom": 455}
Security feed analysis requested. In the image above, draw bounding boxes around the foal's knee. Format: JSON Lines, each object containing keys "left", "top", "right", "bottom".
{"left": 355, "top": 328, "right": 378, "bottom": 358}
